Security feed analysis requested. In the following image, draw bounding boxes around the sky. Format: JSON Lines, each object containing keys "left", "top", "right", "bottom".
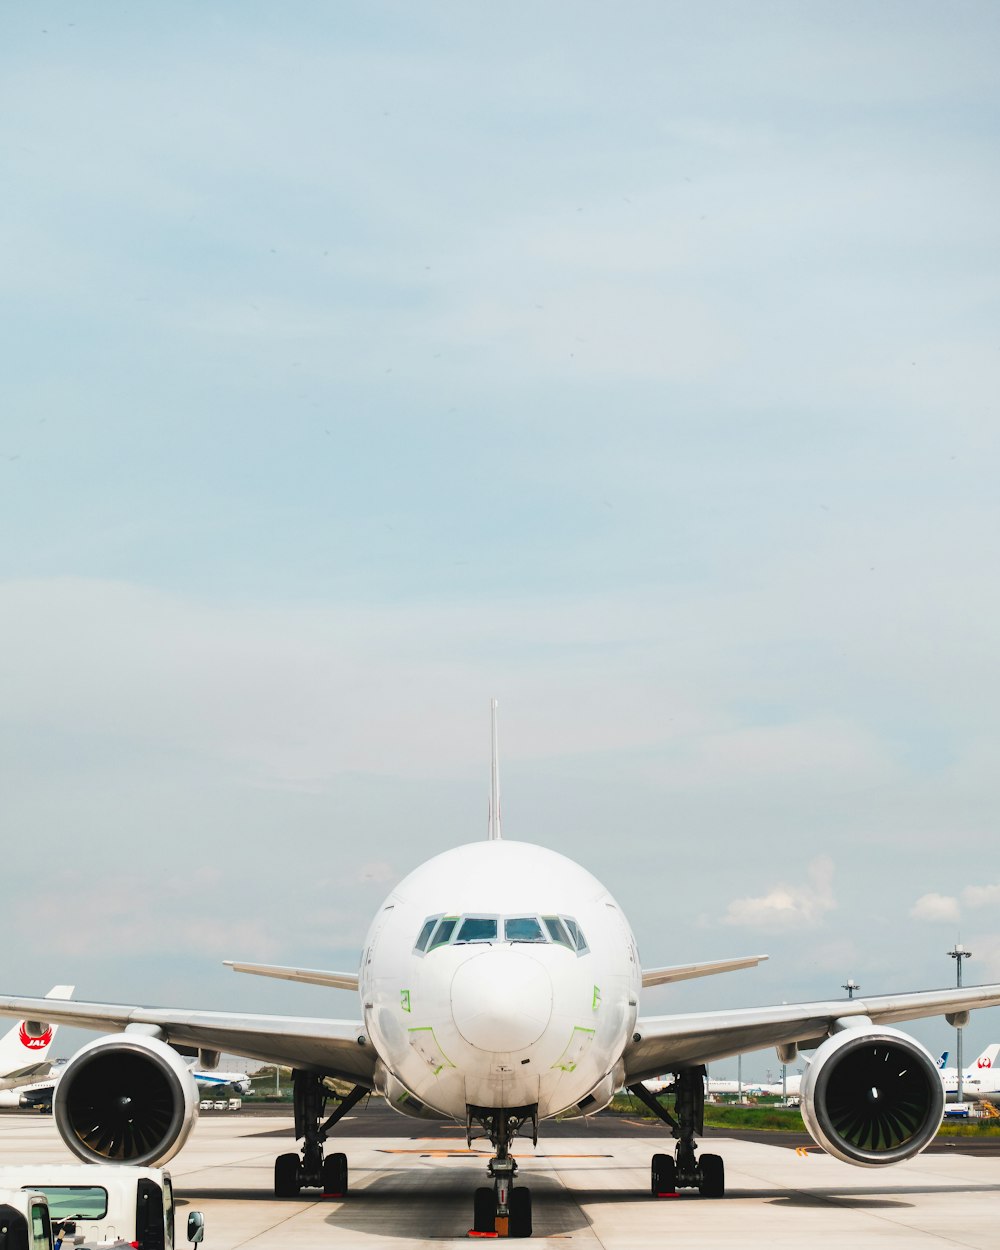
{"left": 2, "top": 2, "right": 999, "bottom": 1078}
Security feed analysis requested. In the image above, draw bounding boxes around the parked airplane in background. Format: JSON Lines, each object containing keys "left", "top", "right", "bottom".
{"left": 942, "top": 1044, "right": 1000, "bottom": 1104}
{"left": 0, "top": 1060, "right": 67, "bottom": 1110}
{"left": 4, "top": 706, "right": 1000, "bottom": 1238}
{"left": 644, "top": 1072, "right": 771, "bottom": 1098}
{"left": 0, "top": 987, "right": 73, "bottom": 1094}
{"left": 191, "top": 1065, "right": 253, "bottom": 1098}
{"left": 939, "top": 1043, "right": 993, "bottom": 1081}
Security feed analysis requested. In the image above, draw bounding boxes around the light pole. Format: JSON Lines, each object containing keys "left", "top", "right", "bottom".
{"left": 842, "top": 979, "right": 860, "bottom": 1000}
{"left": 948, "top": 944, "right": 972, "bottom": 1105}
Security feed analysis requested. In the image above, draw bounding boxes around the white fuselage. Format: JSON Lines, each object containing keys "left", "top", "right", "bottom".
{"left": 360, "top": 840, "right": 641, "bottom": 1121}
{"left": 943, "top": 1069, "right": 1000, "bottom": 1104}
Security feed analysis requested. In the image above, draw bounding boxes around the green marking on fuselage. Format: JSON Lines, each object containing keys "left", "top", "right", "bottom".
{"left": 551, "top": 1026, "right": 596, "bottom": 1073}
{"left": 408, "top": 1025, "right": 456, "bottom": 1076}
{"left": 400, "top": 989, "right": 412, "bottom": 1012}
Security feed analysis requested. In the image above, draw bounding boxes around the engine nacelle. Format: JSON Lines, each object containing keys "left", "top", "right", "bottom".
{"left": 54, "top": 1033, "right": 199, "bottom": 1166}
{"left": 800, "top": 1025, "right": 944, "bottom": 1166}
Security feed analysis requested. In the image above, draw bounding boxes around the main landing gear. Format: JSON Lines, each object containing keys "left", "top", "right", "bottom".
{"left": 274, "top": 1070, "right": 367, "bottom": 1198}
{"left": 467, "top": 1103, "right": 536, "bottom": 1237}
{"left": 627, "top": 1067, "right": 725, "bottom": 1199}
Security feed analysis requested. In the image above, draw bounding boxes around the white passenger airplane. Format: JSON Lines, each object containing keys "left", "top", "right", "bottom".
{"left": 190, "top": 1065, "right": 253, "bottom": 1098}
{"left": 942, "top": 1043, "right": 1000, "bottom": 1104}
{"left": 3, "top": 706, "right": 1000, "bottom": 1238}
{"left": 939, "top": 1042, "right": 993, "bottom": 1081}
{"left": 0, "top": 987, "right": 73, "bottom": 1094}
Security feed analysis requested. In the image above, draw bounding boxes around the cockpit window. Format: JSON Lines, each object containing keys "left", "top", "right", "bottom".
{"left": 504, "top": 916, "right": 545, "bottom": 942}
{"left": 430, "top": 917, "right": 458, "bottom": 949}
{"left": 564, "top": 917, "right": 589, "bottom": 953}
{"left": 542, "top": 915, "right": 572, "bottom": 948}
{"left": 415, "top": 912, "right": 589, "bottom": 953}
{"left": 415, "top": 917, "right": 439, "bottom": 953}
{"left": 456, "top": 916, "right": 498, "bottom": 943}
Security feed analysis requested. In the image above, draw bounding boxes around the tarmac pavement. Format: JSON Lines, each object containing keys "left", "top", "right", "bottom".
{"left": 1, "top": 1110, "right": 997, "bottom": 1248}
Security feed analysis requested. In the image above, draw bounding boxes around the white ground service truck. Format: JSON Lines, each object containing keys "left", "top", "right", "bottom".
{"left": 0, "top": 1166, "right": 204, "bottom": 1250}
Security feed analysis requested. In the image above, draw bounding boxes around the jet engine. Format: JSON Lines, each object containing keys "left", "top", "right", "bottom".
{"left": 800, "top": 1025, "right": 945, "bottom": 1166}
{"left": 54, "top": 1033, "right": 199, "bottom": 1167}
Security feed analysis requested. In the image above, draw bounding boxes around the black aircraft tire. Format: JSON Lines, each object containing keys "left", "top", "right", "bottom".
{"left": 323, "top": 1152, "right": 348, "bottom": 1196}
{"left": 275, "top": 1152, "right": 300, "bottom": 1197}
{"left": 651, "top": 1152, "right": 675, "bottom": 1195}
{"left": 699, "top": 1153, "right": 725, "bottom": 1198}
{"left": 510, "top": 1186, "right": 532, "bottom": 1238}
{"left": 473, "top": 1186, "right": 495, "bottom": 1233}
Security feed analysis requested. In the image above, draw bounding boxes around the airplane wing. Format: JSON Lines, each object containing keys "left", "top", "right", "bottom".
{"left": 624, "top": 982, "right": 1000, "bottom": 1083}
{"left": 223, "top": 961, "right": 360, "bottom": 991}
{"left": 0, "top": 1062, "right": 54, "bottom": 1090}
{"left": 641, "top": 954, "right": 768, "bottom": 988}
{"left": 0, "top": 994, "right": 376, "bottom": 1087}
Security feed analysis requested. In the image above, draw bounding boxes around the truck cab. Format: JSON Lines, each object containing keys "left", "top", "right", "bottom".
{"left": 0, "top": 1167, "right": 203, "bottom": 1249}
{"left": 0, "top": 1187, "right": 53, "bottom": 1250}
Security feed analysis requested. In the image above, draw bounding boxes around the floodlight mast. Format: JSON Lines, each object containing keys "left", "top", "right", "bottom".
{"left": 949, "top": 944, "right": 972, "bottom": 1105}
{"left": 842, "top": 979, "right": 860, "bottom": 1000}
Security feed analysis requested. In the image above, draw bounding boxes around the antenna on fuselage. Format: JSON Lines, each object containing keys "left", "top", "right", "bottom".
{"left": 488, "top": 698, "right": 502, "bottom": 840}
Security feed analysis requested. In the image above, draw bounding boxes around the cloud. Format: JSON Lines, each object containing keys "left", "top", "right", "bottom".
{"left": 907, "top": 882, "right": 1000, "bottom": 923}
{"left": 910, "top": 892, "right": 961, "bottom": 923}
{"left": 962, "top": 883, "right": 1000, "bottom": 909}
{"left": 723, "top": 857, "right": 835, "bottom": 931}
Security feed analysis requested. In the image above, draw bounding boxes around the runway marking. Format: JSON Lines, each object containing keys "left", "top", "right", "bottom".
{"left": 378, "top": 1148, "right": 613, "bottom": 1158}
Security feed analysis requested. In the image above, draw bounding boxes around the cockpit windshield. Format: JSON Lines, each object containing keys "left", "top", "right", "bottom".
{"left": 414, "top": 917, "right": 438, "bottom": 952}
{"left": 414, "top": 912, "right": 588, "bottom": 954}
{"left": 504, "top": 916, "right": 545, "bottom": 942}
{"left": 456, "top": 916, "right": 497, "bottom": 943}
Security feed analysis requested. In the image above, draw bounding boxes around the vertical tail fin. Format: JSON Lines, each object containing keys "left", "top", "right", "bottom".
{"left": 973, "top": 1043, "right": 999, "bottom": 1071}
{"left": 488, "top": 698, "right": 502, "bottom": 841}
{"left": 936, "top": 1051, "right": 949, "bottom": 1070}
{"left": 0, "top": 985, "right": 74, "bottom": 1078}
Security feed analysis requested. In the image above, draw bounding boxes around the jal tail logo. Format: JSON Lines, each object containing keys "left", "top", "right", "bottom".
{"left": 18, "top": 1023, "right": 52, "bottom": 1050}
{"left": 978, "top": 1057, "right": 992, "bottom": 1069}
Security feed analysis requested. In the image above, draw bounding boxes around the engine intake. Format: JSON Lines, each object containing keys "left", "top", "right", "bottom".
{"left": 54, "top": 1033, "right": 199, "bottom": 1167}
{"left": 800, "top": 1025, "right": 944, "bottom": 1166}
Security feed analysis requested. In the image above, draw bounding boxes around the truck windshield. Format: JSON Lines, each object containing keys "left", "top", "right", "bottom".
{"left": 26, "top": 1186, "right": 108, "bottom": 1219}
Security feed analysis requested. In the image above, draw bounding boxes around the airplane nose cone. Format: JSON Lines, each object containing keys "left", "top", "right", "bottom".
{"left": 451, "top": 948, "right": 553, "bottom": 1052}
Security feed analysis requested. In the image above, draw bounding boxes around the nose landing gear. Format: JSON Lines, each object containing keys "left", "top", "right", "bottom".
{"left": 274, "top": 1070, "right": 367, "bottom": 1197}
{"left": 467, "top": 1103, "right": 536, "bottom": 1237}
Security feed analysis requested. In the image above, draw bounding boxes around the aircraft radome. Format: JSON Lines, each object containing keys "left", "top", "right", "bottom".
{"left": 3, "top": 704, "right": 1000, "bottom": 1238}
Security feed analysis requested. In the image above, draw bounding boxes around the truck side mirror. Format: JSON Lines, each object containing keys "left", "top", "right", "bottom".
{"left": 187, "top": 1210, "right": 205, "bottom": 1244}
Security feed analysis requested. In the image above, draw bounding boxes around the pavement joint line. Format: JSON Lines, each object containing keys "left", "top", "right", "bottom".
{"left": 725, "top": 1160, "right": 990, "bottom": 1248}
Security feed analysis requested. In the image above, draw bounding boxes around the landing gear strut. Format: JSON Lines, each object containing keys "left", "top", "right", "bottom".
{"left": 628, "top": 1067, "right": 725, "bottom": 1198}
{"left": 274, "top": 1071, "right": 367, "bottom": 1197}
{"left": 467, "top": 1103, "right": 536, "bottom": 1237}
